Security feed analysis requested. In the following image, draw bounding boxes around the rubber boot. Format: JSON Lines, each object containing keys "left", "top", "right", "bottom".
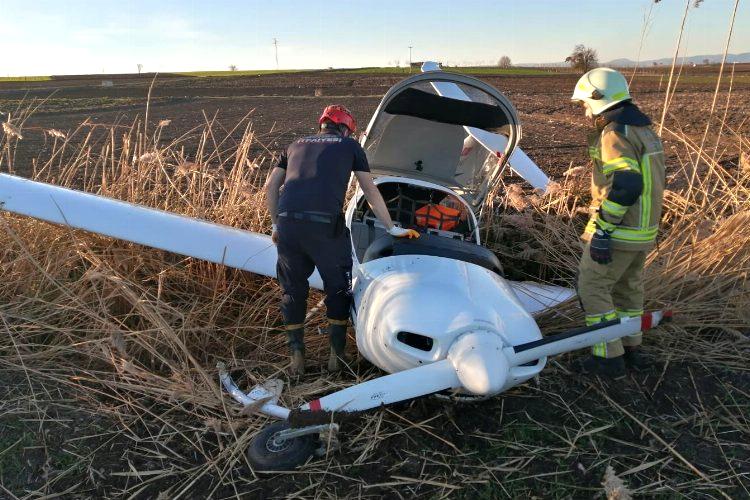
{"left": 623, "top": 346, "right": 649, "bottom": 371}
{"left": 572, "top": 354, "right": 626, "bottom": 379}
{"left": 286, "top": 327, "right": 305, "bottom": 376}
{"left": 327, "top": 323, "right": 349, "bottom": 372}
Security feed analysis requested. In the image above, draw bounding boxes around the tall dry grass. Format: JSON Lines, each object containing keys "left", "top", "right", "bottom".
{"left": 0, "top": 110, "right": 359, "bottom": 495}
{"left": 0, "top": 100, "right": 748, "bottom": 496}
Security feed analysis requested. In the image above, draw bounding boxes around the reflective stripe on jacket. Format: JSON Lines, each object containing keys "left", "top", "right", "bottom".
{"left": 583, "top": 122, "right": 666, "bottom": 251}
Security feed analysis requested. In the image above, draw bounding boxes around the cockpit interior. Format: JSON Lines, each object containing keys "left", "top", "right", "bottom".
{"left": 349, "top": 180, "right": 503, "bottom": 275}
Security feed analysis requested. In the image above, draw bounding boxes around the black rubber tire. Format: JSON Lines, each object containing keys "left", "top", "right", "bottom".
{"left": 246, "top": 421, "right": 318, "bottom": 472}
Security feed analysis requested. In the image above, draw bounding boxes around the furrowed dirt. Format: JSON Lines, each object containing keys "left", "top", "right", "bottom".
{"left": 2, "top": 66, "right": 748, "bottom": 181}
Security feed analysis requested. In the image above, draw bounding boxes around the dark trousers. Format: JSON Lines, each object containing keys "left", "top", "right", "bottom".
{"left": 276, "top": 217, "right": 353, "bottom": 326}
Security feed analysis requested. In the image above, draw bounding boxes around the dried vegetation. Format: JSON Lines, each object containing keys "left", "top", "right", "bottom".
{"left": 0, "top": 86, "right": 748, "bottom": 497}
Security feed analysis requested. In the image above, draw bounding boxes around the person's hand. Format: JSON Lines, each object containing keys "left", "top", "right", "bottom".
{"left": 389, "top": 226, "right": 420, "bottom": 239}
{"left": 271, "top": 224, "right": 279, "bottom": 245}
{"left": 589, "top": 227, "right": 612, "bottom": 264}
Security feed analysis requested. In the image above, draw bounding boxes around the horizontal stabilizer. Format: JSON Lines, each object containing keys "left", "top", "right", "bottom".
{"left": 506, "top": 147, "right": 551, "bottom": 193}
{"left": 509, "top": 282, "right": 576, "bottom": 314}
{"left": 421, "top": 61, "right": 550, "bottom": 191}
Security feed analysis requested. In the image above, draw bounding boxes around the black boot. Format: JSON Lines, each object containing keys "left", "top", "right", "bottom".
{"left": 573, "top": 354, "right": 626, "bottom": 379}
{"left": 623, "top": 346, "right": 649, "bottom": 371}
{"left": 286, "top": 327, "right": 305, "bottom": 376}
{"left": 327, "top": 323, "right": 349, "bottom": 372}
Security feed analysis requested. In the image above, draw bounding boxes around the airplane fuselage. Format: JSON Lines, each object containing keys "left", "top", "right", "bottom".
{"left": 343, "top": 176, "right": 546, "bottom": 394}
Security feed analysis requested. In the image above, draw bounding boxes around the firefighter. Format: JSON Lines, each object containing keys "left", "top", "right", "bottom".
{"left": 570, "top": 68, "right": 666, "bottom": 378}
{"left": 265, "top": 105, "right": 419, "bottom": 376}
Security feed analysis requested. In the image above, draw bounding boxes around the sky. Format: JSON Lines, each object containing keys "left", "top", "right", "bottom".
{"left": 0, "top": 0, "right": 748, "bottom": 76}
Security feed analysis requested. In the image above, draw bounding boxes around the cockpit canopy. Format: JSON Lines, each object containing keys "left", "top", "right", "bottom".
{"left": 361, "top": 72, "right": 521, "bottom": 208}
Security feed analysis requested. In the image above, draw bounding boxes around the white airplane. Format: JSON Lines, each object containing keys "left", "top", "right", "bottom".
{"left": 0, "top": 63, "right": 670, "bottom": 470}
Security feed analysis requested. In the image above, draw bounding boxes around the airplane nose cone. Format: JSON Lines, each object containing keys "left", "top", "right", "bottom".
{"left": 447, "top": 331, "right": 509, "bottom": 396}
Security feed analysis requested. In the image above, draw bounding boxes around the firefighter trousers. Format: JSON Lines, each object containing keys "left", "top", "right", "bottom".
{"left": 577, "top": 243, "right": 647, "bottom": 358}
{"left": 276, "top": 217, "right": 352, "bottom": 329}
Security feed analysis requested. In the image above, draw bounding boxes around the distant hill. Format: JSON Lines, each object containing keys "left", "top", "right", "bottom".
{"left": 516, "top": 52, "right": 750, "bottom": 68}
{"left": 607, "top": 52, "right": 750, "bottom": 67}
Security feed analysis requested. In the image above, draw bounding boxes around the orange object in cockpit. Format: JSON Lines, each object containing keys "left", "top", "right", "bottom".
{"left": 415, "top": 204, "right": 461, "bottom": 231}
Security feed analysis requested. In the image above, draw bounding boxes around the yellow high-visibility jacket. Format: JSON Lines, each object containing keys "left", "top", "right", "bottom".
{"left": 582, "top": 117, "right": 666, "bottom": 251}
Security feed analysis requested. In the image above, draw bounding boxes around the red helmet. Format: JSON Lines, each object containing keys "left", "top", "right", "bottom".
{"left": 318, "top": 104, "right": 357, "bottom": 133}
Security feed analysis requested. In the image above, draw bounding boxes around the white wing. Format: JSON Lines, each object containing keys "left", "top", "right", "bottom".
{"left": 509, "top": 282, "right": 576, "bottom": 314}
{"left": 421, "top": 62, "right": 550, "bottom": 191}
{"left": 0, "top": 173, "right": 324, "bottom": 289}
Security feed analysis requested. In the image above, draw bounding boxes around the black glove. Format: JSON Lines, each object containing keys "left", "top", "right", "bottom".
{"left": 590, "top": 227, "right": 612, "bottom": 264}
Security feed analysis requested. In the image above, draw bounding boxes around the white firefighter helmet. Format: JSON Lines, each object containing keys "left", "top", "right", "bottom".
{"left": 571, "top": 68, "right": 631, "bottom": 116}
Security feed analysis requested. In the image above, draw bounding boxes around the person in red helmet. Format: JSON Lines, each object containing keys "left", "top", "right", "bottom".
{"left": 265, "top": 104, "right": 419, "bottom": 376}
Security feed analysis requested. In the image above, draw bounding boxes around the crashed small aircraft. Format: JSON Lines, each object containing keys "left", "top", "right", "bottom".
{"left": 0, "top": 62, "right": 670, "bottom": 470}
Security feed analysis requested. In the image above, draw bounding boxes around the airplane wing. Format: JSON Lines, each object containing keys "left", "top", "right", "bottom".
{"left": 509, "top": 281, "right": 576, "bottom": 314}
{"left": 421, "top": 61, "right": 550, "bottom": 191}
{"left": 0, "top": 173, "right": 324, "bottom": 289}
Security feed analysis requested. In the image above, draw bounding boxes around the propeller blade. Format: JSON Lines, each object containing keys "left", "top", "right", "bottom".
{"left": 505, "top": 310, "right": 673, "bottom": 366}
{"left": 298, "top": 359, "right": 460, "bottom": 414}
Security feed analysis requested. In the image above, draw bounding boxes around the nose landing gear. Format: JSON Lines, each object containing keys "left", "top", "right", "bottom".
{"left": 247, "top": 421, "right": 318, "bottom": 471}
{"left": 246, "top": 422, "right": 339, "bottom": 471}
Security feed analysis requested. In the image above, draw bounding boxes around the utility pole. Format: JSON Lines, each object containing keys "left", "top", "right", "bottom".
{"left": 408, "top": 45, "right": 413, "bottom": 73}
{"left": 273, "top": 38, "right": 279, "bottom": 70}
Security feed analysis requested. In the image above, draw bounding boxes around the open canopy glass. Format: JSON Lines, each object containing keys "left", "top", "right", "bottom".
{"left": 361, "top": 72, "right": 521, "bottom": 207}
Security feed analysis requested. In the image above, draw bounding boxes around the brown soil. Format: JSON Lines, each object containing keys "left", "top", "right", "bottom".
{"left": 3, "top": 67, "right": 747, "bottom": 182}
{"left": 3, "top": 356, "right": 748, "bottom": 498}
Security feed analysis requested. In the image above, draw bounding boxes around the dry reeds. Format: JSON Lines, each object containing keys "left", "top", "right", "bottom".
{"left": 0, "top": 101, "right": 748, "bottom": 497}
